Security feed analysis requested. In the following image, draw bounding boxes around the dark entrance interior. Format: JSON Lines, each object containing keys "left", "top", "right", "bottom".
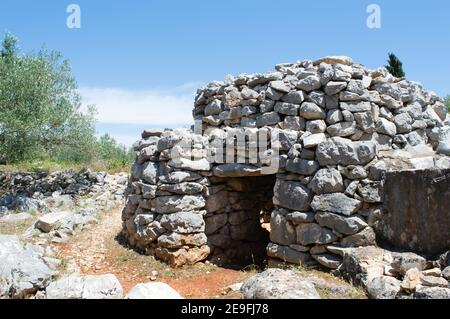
{"left": 206, "top": 175, "right": 276, "bottom": 269}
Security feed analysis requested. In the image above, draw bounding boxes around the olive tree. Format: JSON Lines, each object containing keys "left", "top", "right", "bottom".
{"left": 0, "top": 34, "right": 97, "bottom": 163}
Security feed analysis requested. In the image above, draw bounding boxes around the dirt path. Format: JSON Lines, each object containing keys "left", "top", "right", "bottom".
{"left": 51, "top": 207, "right": 248, "bottom": 299}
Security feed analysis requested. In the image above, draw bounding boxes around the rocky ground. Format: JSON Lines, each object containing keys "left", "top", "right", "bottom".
{"left": 1, "top": 169, "right": 448, "bottom": 299}
{"left": 0, "top": 169, "right": 366, "bottom": 299}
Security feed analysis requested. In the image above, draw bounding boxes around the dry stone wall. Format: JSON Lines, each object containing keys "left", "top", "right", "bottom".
{"left": 122, "top": 56, "right": 450, "bottom": 268}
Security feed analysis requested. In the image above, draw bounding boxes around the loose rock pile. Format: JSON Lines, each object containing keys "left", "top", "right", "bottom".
{"left": 123, "top": 56, "right": 450, "bottom": 276}
{"left": 339, "top": 246, "right": 450, "bottom": 299}
{"left": 0, "top": 169, "right": 128, "bottom": 242}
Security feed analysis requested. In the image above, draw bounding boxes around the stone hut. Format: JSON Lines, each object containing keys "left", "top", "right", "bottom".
{"left": 121, "top": 56, "right": 450, "bottom": 269}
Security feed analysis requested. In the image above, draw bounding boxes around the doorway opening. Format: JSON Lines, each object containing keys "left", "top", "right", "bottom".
{"left": 205, "top": 175, "right": 276, "bottom": 269}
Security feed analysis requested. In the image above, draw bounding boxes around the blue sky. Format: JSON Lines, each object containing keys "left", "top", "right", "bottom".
{"left": 1, "top": 0, "right": 449, "bottom": 146}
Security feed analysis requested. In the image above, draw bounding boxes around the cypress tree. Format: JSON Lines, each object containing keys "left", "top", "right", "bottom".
{"left": 386, "top": 53, "right": 405, "bottom": 78}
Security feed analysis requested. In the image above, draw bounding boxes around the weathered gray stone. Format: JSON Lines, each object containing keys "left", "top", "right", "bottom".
{"left": 270, "top": 81, "right": 291, "bottom": 93}
{"left": 160, "top": 212, "right": 205, "bottom": 234}
{"left": 327, "top": 122, "right": 357, "bottom": 137}
{"left": 313, "top": 56, "right": 353, "bottom": 66}
{"left": 367, "top": 276, "right": 401, "bottom": 299}
{"left": 281, "top": 91, "right": 305, "bottom": 105}
{"left": 157, "top": 136, "right": 181, "bottom": 152}
{"left": 285, "top": 211, "right": 315, "bottom": 224}
{"left": 340, "top": 165, "right": 367, "bottom": 179}
{"left": 142, "top": 129, "right": 164, "bottom": 138}
{"left": 340, "top": 102, "right": 372, "bottom": 112}
{"left": 46, "top": 274, "right": 123, "bottom": 299}
{"left": 275, "top": 129, "right": 299, "bottom": 151}
{"left": 354, "top": 112, "right": 375, "bottom": 133}
{"left": 126, "top": 282, "right": 183, "bottom": 299}
{"left": 309, "top": 168, "right": 344, "bottom": 194}
{"left": 142, "top": 162, "right": 160, "bottom": 184}
{"left": 241, "top": 87, "right": 259, "bottom": 100}
{"left": 274, "top": 102, "right": 299, "bottom": 116}
{"left": 394, "top": 113, "right": 413, "bottom": 134}
{"left": 316, "top": 138, "right": 377, "bottom": 166}
{"left": 301, "top": 133, "right": 327, "bottom": 148}
{"left": 311, "top": 193, "right": 362, "bottom": 216}
{"left": 391, "top": 252, "right": 427, "bottom": 275}
{"left": 283, "top": 116, "right": 306, "bottom": 131}
{"left": 256, "top": 112, "right": 281, "bottom": 127}
{"left": 213, "top": 164, "right": 261, "bottom": 177}
{"left": 159, "top": 171, "right": 202, "bottom": 184}
{"left": 285, "top": 159, "right": 319, "bottom": 176}
{"left": 380, "top": 169, "right": 450, "bottom": 256}
{"left": 312, "top": 253, "right": 342, "bottom": 269}
{"left": 341, "top": 227, "right": 377, "bottom": 247}
{"left": 437, "top": 129, "right": 450, "bottom": 156}
{"left": 267, "top": 243, "right": 311, "bottom": 265}
{"left": 273, "top": 180, "right": 313, "bottom": 211}
{"left": 299, "top": 102, "right": 326, "bottom": 120}
{"left": 159, "top": 182, "right": 203, "bottom": 195}
{"left": 204, "top": 99, "right": 223, "bottom": 116}
{"left": 315, "top": 212, "right": 367, "bottom": 235}
{"left": 296, "top": 76, "right": 322, "bottom": 92}
{"left": 241, "top": 269, "right": 320, "bottom": 299}
{"left": 295, "top": 223, "right": 338, "bottom": 246}
{"left": 326, "top": 109, "right": 344, "bottom": 125}
{"left": 340, "top": 246, "right": 385, "bottom": 285}
{"left": 357, "top": 181, "right": 383, "bottom": 203}
{"left": 169, "top": 158, "right": 211, "bottom": 171}
{"left": 420, "top": 276, "right": 448, "bottom": 288}
{"left": 442, "top": 267, "right": 450, "bottom": 280}
{"left": 270, "top": 210, "right": 296, "bottom": 246}
{"left": 306, "top": 120, "right": 327, "bottom": 134}
{"left": 0, "top": 235, "right": 57, "bottom": 299}
{"left": 376, "top": 118, "right": 397, "bottom": 136}
{"left": 414, "top": 285, "right": 450, "bottom": 299}
{"left": 152, "top": 195, "right": 205, "bottom": 214}
{"left": 35, "top": 211, "right": 73, "bottom": 233}
{"left": 157, "top": 232, "right": 207, "bottom": 249}
{"left": 324, "top": 81, "right": 347, "bottom": 95}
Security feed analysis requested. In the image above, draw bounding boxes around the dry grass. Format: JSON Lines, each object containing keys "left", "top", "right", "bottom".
{"left": 0, "top": 218, "right": 35, "bottom": 236}
{"left": 0, "top": 159, "right": 130, "bottom": 175}
{"left": 290, "top": 264, "right": 367, "bottom": 299}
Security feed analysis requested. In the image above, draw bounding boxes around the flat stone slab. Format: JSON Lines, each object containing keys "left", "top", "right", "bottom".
{"left": 46, "top": 274, "right": 123, "bottom": 299}
{"left": 213, "top": 164, "right": 261, "bottom": 177}
{"left": 126, "top": 282, "right": 183, "bottom": 299}
{"left": 35, "top": 211, "right": 73, "bottom": 233}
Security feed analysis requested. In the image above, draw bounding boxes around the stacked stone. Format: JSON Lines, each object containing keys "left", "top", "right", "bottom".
{"left": 193, "top": 56, "right": 448, "bottom": 154}
{"left": 0, "top": 169, "right": 112, "bottom": 198}
{"left": 0, "top": 169, "right": 127, "bottom": 216}
{"left": 122, "top": 127, "right": 277, "bottom": 267}
{"left": 191, "top": 56, "right": 449, "bottom": 269}
{"left": 122, "top": 129, "right": 210, "bottom": 267}
{"left": 124, "top": 56, "right": 450, "bottom": 269}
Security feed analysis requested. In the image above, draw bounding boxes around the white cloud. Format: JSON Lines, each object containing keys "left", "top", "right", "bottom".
{"left": 79, "top": 83, "right": 201, "bottom": 126}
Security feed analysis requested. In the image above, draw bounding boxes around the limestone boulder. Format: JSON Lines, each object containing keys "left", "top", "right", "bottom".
{"left": 316, "top": 137, "right": 377, "bottom": 166}
{"left": 46, "top": 274, "right": 123, "bottom": 299}
{"left": 241, "top": 269, "right": 320, "bottom": 299}
{"left": 273, "top": 180, "right": 313, "bottom": 212}
{"left": 126, "top": 282, "right": 183, "bottom": 299}
{"left": 311, "top": 193, "right": 362, "bottom": 216}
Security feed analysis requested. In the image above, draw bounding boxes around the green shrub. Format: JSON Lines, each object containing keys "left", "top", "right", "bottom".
{"left": 0, "top": 34, "right": 135, "bottom": 172}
